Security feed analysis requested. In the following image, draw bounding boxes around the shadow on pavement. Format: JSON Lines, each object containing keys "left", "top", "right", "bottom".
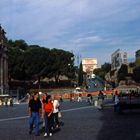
{"left": 96, "top": 107, "right": 140, "bottom": 140}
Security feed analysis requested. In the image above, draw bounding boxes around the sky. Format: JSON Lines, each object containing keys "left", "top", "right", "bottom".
{"left": 0, "top": 0, "right": 140, "bottom": 66}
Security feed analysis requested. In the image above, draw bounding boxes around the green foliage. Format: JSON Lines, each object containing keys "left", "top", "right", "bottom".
{"left": 93, "top": 68, "right": 105, "bottom": 79}
{"left": 8, "top": 39, "right": 29, "bottom": 79}
{"left": 78, "top": 62, "right": 83, "bottom": 86}
{"left": 47, "top": 48, "right": 75, "bottom": 83}
{"left": 117, "top": 64, "right": 128, "bottom": 82}
{"left": 23, "top": 47, "right": 51, "bottom": 79}
{"left": 8, "top": 43, "right": 25, "bottom": 80}
{"left": 8, "top": 40, "right": 76, "bottom": 84}
{"left": 101, "top": 63, "right": 111, "bottom": 73}
{"left": 129, "top": 62, "right": 135, "bottom": 68}
{"left": 133, "top": 66, "right": 140, "bottom": 83}
{"left": 93, "top": 63, "right": 111, "bottom": 79}
{"left": 135, "top": 58, "right": 140, "bottom": 67}
{"left": 8, "top": 39, "right": 28, "bottom": 50}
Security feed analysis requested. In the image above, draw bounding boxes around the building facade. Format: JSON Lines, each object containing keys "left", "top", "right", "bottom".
{"left": 109, "top": 49, "right": 128, "bottom": 86}
{"left": 111, "top": 49, "right": 122, "bottom": 71}
{"left": 82, "top": 58, "right": 97, "bottom": 76}
{"left": 123, "top": 52, "right": 127, "bottom": 65}
{"left": 0, "top": 25, "right": 8, "bottom": 95}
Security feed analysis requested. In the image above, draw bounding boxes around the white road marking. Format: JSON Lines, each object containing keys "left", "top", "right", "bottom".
{"left": 0, "top": 116, "right": 29, "bottom": 122}
{"left": 0, "top": 106, "right": 93, "bottom": 122}
{"left": 62, "top": 105, "right": 93, "bottom": 112}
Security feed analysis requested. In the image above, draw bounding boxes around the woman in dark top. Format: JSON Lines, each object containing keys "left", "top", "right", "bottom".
{"left": 43, "top": 95, "right": 54, "bottom": 137}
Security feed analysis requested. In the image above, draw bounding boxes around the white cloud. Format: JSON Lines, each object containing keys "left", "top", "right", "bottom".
{"left": 73, "top": 36, "right": 102, "bottom": 45}
{"left": 0, "top": 0, "right": 140, "bottom": 65}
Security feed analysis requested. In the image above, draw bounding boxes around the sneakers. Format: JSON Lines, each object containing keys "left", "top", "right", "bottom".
{"left": 44, "top": 133, "right": 48, "bottom": 137}
{"left": 44, "top": 133, "right": 52, "bottom": 137}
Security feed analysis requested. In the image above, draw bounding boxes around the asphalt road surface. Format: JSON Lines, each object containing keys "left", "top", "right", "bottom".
{"left": 0, "top": 100, "right": 140, "bottom": 140}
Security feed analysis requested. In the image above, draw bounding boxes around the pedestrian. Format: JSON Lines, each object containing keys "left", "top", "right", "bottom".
{"left": 87, "top": 94, "right": 93, "bottom": 104}
{"left": 43, "top": 95, "right": 54, "bottom": 137}
{"left": 70, "top": 93, "right": 74, "bottom": 102}
{"left": 97, "top": 91, "right": 105, "bottom": 110}
{"left": 77, "top": 94, "right": 82, "bottom": 102}
{"left": 59, "top": 96, "right": 63, "bottom": 102}
{"left": 114, "top": 91, "right": 120, "bottom": 112}
{"left": 28, "top": 92, "right": 42, "bottom": 136}
{"left": 89, "top": 94, "right": 93, "bottom": 104}
{"left": 5, "top": 97, "right": 8, "bottom": 107}
{"left": 9, "top": 98, "right": 13, "bottom": 107}
{"left": 0, "top": 99, "right": 2, "bottom": 106}
{"left": 52, "top": 96, "right": 60, "bottom": 128}
{"left": 41, "top": 93, "right": 47, "bottom": 129}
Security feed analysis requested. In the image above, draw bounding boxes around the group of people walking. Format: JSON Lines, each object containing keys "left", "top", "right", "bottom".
{"left": 28, "top": 90, "right": 107, "bottom": 136}
{"left": 28, "top": 92, "right": 61, "bottom": 137}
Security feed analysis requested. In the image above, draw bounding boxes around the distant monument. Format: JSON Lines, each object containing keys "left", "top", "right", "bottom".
{"left": 82, "top": 58, "right": 97, "bottom": 76}
{"left": 0, "top": 25, "right": 8, "bottom": 95}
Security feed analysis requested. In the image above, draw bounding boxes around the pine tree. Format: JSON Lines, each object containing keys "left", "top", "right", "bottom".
{"left": 78, "top": 62, "right": 83, "bottom": 86}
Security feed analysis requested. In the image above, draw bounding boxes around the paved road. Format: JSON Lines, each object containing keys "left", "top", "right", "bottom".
{"left": 0, "top": 100, "right": 140, "bottom": 140}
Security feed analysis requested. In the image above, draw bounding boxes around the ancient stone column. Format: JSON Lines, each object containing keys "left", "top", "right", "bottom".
{"left": 0, "top": 57, "right": 4, "bottom": 94}
{"left": 0, "top": 25, "right": 8, "bottom": 95}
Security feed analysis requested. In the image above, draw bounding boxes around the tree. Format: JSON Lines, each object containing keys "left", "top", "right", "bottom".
{"left": 8, "top": 39, "right": 28, "bottom": 50}
{"left": 135, "top": 58, "right": 140, "bottom": 67}
{"left": 93, "top": 63, "right": 111, "bottom": 80}
{"left": 129, "top": 62, "right": 135, "bottom": 68}
{"left": 8, "top": 40, "right": 51, "bottom": 80}
{"left": 48, "top": 48, "right": 75, "bottom": 84}
{"left": 117, "top": 64, "right": 128, "bottom": 82}
{"left": 8, "top": 40, "right": 76, "bottom": 86}
{"left": 78, "top": 62, "right": 83, "bottom": 86}
{"left": 133, "top": 66, "right": 140, "bottom": 83}
{"left": 8, "top": 39, "right": 30, "bottom": 80}
{"left": 101, "top": 63, "right": 111, "bottom": 73}
{"left": 93, "top": 68, "right": 105, "bottom": 79}
{"left": 23, "top": 47, "right": 51, "bottom": 79}
{"left": 8, "top": 43, "right": 25, "bottom": 80}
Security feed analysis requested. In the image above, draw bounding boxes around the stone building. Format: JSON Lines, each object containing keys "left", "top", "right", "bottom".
{"left": 0, "top": 25, "right": 8, "bottom": 95}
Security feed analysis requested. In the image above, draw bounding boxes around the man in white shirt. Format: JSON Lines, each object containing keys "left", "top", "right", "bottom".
{"left": 52, "top": 97, "right": 60, "bottom": 128}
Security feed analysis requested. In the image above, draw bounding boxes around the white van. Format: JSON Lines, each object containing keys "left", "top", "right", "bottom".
{"left": 73, "top": 87, "right": 84, "bottom": 94}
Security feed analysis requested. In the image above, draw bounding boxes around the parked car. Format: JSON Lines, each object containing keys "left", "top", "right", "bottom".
{"left": 73, "top": 87, "right": 84, "bottom": 94}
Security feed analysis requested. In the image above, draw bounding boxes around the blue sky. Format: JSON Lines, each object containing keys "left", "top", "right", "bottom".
{"left": 0, "top": 0, "right": 140, "bottom": 66}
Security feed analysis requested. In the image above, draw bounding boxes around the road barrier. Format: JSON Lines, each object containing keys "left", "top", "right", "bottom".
{"left": 54, "top": 90, "right": 113, "bottom": 100}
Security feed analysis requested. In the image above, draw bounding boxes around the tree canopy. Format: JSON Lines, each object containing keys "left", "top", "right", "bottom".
{"left": 78, "top": 62, "right": 84, "bottom": 86}
{"left": 135, "top": 58, "right": 140, "bottom": 67}
{"left": 8, "top": 39, "right": 76, "bottom": 84}
{"left": 93, "top": 63, "right": 111, "bottom": 79}
{"left": 133, "top": 66, "right": 140, "bottom": 83}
